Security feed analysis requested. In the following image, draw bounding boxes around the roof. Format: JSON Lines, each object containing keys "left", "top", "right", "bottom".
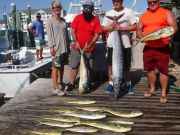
{"left": 19, "top": 8, "right": 51, "bottom": 15}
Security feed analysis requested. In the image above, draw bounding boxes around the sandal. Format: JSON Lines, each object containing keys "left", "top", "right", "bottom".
{"left": 160, "top": 96, "right": 168, "bottom": 104}
{"left": 144, "top": 91, "right": 156, "bottom": 97}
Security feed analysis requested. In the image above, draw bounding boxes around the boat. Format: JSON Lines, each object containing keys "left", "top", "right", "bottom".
{"left": 0, "top": 47, "right": 52, "bottom": 97}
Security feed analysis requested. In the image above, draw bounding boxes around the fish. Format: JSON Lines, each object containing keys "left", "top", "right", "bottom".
{"left": 62, "top": 110, "right": 106, "bottom": 120}
{"left": 79, "top": 49, "right": 90, "bottom": 94}
{"left": 106, "top": 13, "right": 125, "bottom": 100}
{"left": 64, "top": 125, "right": 98, "bottom": 133}
{"left": 43, "top": 116, "right": 80, "bottom": 123}
{"left": 67, "top": 100, "right": 96, "bottom": 105}
{"left": 31, "top": 130, "right": 62, "bottom": 135}
{"left": 141, "top": 26, "right": 174, "bottom": 41}
{"left": 53, "top": 108, "right": 75, "bottom": 113}
{"left": 109, "top": 120, "right": 134, "bottom": 125}
{"left": 75, "top": 106, "right": 105, "bottom": 112}
{"left": 37, "top": 120, "right": 74, "bottom": 128}
{"left": 79, "top": 121, "right": 132, "bottom": 133}
{"left": 104, "top": 108, "right": 143, "bottom": 118}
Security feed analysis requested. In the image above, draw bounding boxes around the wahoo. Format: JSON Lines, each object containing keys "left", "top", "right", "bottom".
{"left": 106, "top": 13, "right": 125, "bottom": 100}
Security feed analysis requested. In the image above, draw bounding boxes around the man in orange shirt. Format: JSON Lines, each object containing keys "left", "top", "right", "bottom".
{"left": 137, "top": 0, "right": 177, "bottom": 103}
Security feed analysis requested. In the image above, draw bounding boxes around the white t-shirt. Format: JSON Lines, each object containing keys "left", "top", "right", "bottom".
{"left": 102, "top": 8, "right": 137, "bottom": 48}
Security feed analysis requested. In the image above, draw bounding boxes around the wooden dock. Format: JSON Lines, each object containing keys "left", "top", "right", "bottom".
{"left": 0, "top": 66, "right": 180, "bottom": 135}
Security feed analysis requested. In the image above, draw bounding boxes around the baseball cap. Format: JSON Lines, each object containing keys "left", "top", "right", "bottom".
{"left": 82, "top": 0, "right": 94, "bottom": 7}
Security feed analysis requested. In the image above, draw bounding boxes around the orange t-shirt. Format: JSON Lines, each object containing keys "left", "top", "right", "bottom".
{"left": 140, "top": 7, "right": 170, "bottom": 48}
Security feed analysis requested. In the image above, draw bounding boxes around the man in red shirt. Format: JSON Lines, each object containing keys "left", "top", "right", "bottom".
{"left": 137, "top": 0, "right": 177, "bottom": 103}
{"left": 65, "top": 0, "right": 102, "bottom": 91}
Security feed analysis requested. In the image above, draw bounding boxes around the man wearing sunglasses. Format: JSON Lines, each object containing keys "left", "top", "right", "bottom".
{"left": 102, "top": 0, "right": 137, "bottom": 95}
{"left": 65, "top": 0, "right": 102, "bottom": 91}
{"left": 46, "top": 0, "right": 69, "bottom": 96}
{"left": 137, "top": 0, "right": 178, "bottom": 103}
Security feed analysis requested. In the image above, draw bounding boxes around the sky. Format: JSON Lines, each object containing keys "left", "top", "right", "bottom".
{"left": 0, "top": 0, "right": 147, "bottom": 19}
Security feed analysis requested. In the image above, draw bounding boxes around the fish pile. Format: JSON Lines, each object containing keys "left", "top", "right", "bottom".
{"left": 30, "top": 100, "right": 143, "bottom": 135}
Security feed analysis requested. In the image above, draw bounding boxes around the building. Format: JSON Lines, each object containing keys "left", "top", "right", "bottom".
{"left": 9, "top": 8, "right": 66, "bottom": 32}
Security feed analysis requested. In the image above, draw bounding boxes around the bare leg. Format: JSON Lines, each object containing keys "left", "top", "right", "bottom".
{"left": 159, "top": 72, "right": 168, "bottom": 103}
{"left": 69, "top": 68, "right": 78, "bottom": 85}
{"left": 58, "top": 66, "right": 64, "bottom": 85}
{"left": 52, "top": 67, "right": 59, "bottom": 89}
{"left": 144, "top": 71, "right": 156, "bottom": 97}
{"left": 108, "top": 65, "right": 113, "bottom": 82}
{"left": 40, "top": 49, "right": 43, "bottom": 59}
{"left": 36, "top": 49, "right": 40, "bottom": 60}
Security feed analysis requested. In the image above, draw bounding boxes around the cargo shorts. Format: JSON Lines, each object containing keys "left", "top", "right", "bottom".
{"left": 70, "top": 48, "right": 94, "bottom": 69}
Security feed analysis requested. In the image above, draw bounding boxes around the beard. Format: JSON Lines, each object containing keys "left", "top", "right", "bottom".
{"left": 83, "top": 11, "right": 94, "bottom": 22}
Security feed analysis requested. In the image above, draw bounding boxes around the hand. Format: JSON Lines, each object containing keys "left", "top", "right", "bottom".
{"left": 114, "top": 26, "right": 123, "bottom": 31}
{"left": 50, "top": 47, "right": 56, "bottom": 56}
{"left": 34, "top": 33, "right": 39, "bottom": 37}
{"left": 74, "top": 41, "right": 81, "bottom": 50}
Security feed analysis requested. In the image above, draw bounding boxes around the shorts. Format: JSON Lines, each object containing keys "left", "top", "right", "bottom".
{"left": 52, "top": 53, "right": 68, "bottom": 68}
{"left": 143, "top": 45, "right": 170, "bottom": 75}
{"left": 35, "top": 40, "right": 45, "bottom": 50}
{"left": 106, "top": 47, "right": 132, "bottom": 70}
{"left": 70, "top": 48, "right": 94, "bottom": 69}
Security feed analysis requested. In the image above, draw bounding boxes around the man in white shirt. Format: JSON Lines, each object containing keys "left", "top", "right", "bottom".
{"left": 102, "top": 0, "right": 137, "bottom": 96}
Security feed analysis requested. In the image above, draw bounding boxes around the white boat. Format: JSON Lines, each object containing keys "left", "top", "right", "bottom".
{"left": 0, "top": 47, "right": 52, "bottom": 97}
{"left": 64, "top": 0, "right": 105, "bottom": 24}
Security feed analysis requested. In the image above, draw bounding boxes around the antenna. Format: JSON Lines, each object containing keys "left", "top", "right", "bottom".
{"left": 131, "top": 0, "right": 136, "bottom": 10}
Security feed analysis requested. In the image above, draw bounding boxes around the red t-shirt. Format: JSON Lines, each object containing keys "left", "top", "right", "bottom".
{"left": 140, "top": 8, "right": 170, "bottom": 48}
{"left": 71, "top": 14, "right": 102, "bottom": 52}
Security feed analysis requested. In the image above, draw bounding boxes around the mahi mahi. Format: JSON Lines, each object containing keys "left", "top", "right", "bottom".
{"left": 64, "top": 125, "right": 98, "bottom": 133}
{"left": 31, "top": 130, "right": 62, "bottom": 135}
{"left": 37, "top": 120, "right": 74, "bottom": 128}
{"left": 79, "top": 121, "right": 132, "bottom": 133}
{"left": 43, "top": 116, "right": 80, "bottom": 123}
{"left": 79, "top": 49, "right": 90, "bottom": 94}
{"left": 105, "top": 108, "right": 143, "bottom": 118}
{"left": 141, "top": 26, "right": 174, "bottom": 41}
{"left": 62, "top": 110, "right": 106, "bottom": 120}
{"left": 67, "top": 100, "right": 96, "bottom": 105}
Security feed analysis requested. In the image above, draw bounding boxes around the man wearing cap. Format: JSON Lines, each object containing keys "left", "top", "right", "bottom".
{"left": 46, "top": 0, "right": 69, "bottom": 96}
{"left": 28, "top": 13, "right": 45, "bottom": 61}
{"left": 65, "top": 0, "right": 102, "bottom": 91}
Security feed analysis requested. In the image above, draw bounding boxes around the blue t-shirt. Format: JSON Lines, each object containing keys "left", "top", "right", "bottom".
{"left": 32, "top": 20, "right": 45, "bottom": 40}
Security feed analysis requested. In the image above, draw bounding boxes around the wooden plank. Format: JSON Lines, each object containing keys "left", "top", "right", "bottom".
{"left": 0, "top": 67, "right": 180, "bottom": 135}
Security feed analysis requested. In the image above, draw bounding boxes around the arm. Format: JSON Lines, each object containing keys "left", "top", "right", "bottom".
{"left": 28, "top": 23, "right": 39, "bottom": 37}
{"left": 167, "top": 10, "right": 178, "bottom": 33}
{"left": 71, "top": 28, "right": 80, "bottom": 49}
{"left": 136, "top": 20, "right": 144, "bottom": 38}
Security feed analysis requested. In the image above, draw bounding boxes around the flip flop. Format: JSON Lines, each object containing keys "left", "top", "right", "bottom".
{"left": 160, "top": 96, "right": 168, "bottom": 104}
{"left": 144, "top": 91, "right": 156, "bottom": 97}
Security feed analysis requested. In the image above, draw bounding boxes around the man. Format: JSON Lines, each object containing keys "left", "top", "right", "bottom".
{"left": 136, "top": 0, "right": 177, "bottom": 103}
{"left": 65, "top": 0, "right": 102, "bottom": 91}
{"left": 102, "top": 0, "right": 137, "bottom": 95}
{"left": 28, "top": 13, "right": 45, "bottom": 61}
{"left": 46, "top": 0, "right": 69, "bottom": 96}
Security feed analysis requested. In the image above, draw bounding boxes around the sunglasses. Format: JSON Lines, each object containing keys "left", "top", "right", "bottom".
{"left": 52, "top": 6, "right": 61, "bottom": 10}
{"left": 83, "top": 5, "right": 93, "bottom": 10}
{"left": 148, "top": 0, "right": 158, "bottom": 5}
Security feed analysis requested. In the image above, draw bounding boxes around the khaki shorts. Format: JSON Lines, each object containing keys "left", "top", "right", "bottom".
{"left": 70, "top": 48, "right": 94, "bottom": 69}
